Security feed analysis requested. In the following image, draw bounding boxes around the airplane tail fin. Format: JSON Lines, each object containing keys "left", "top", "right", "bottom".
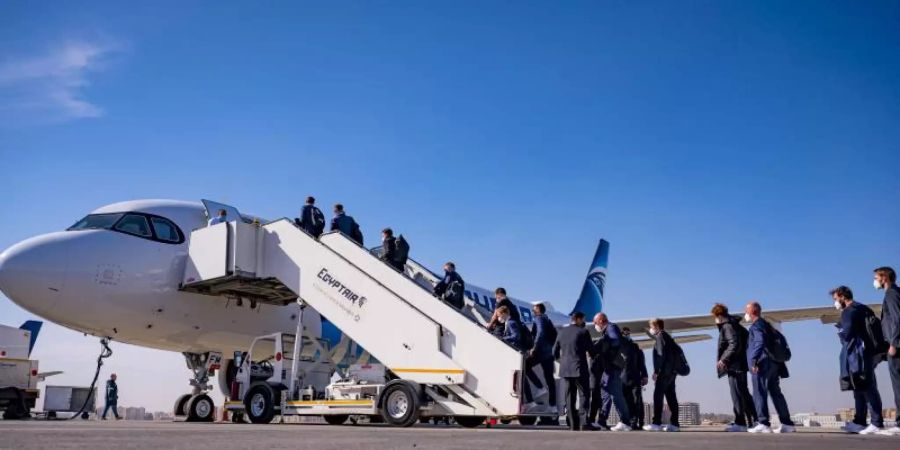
{"left": 570, "top": 239, "right": 609, "bottom": 319}
{"left": 19, "top": 320, "right": 42, "bottom": 357}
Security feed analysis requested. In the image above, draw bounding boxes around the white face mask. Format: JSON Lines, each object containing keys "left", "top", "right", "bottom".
{"left": 648, "top": 328, "right": 658, "bottom": 336}
{"left": 594, "top": 324, "right": 603, "bottom": 333}
{"left": 743, "top": 313, "right": 752, "bottom": 322}
{"left": 874, "top": 279, "right": 884, "bottom": 290}
{"left": 499, "top": 316, "right": 508, "bottom": 324}
{"left": 714, "top": 317, "right": 725, "bottom": 325}
{"left": 834, "top": 300, "right": 843, "bottom": 310}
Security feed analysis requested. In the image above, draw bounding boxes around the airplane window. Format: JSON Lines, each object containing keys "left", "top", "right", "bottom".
{"left": 151, "top": 217, "right": 180, "bottom": 242}
{"left": 114, "top": 214, "right": 152, "bottom": 237}
{"left": 68, "top": 213, "right": 124, "bottom": 231}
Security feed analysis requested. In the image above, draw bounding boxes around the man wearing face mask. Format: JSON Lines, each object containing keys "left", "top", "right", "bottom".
{"left": 620, "top": 327, "right": 648, "bottom": 430}
{"left": 496, "top": 305, "right": 525, "bottom": 351}
{"left": 644, "top": 318, "right": 681, "bottom": 432}
{"left": 488, "top": 288, "right": 521, "bottom": 338}
{"left": 831, "top": 286, "right": 884, "bottom": 434}
{"left": 712, "top": 303, "right": 756, "bottom": 432}
{"left": 588, "top": 313, "right": 632, "bottom": 431}
{"left": 554, "top": 312, "right": 593, "bottom": 431}
{"left": 874, "top": 266, "right": 900, "bottom": 436}
{"left": 745, "top": 301, "right": 795, "bottom": 434}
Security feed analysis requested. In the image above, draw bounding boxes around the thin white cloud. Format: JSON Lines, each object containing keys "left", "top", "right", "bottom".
{"left": 0, "top": 40, "right": 119, "bottom": 123}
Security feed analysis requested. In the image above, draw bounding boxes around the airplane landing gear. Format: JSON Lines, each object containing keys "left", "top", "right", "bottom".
{"left": 173, "top": 352, "right": 222, "bottom": 422}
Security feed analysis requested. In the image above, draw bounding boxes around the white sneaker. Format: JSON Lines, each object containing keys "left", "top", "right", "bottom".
{"left": 533, "top": 387, "right": 549, "bottom": 398}
{"left": 748, "top": 424, "right": 773, "bottom": 433}
{"left": 724, "top": 424, "right": 748, "bottom": 432}
{"left": 877, "top": 426, "right": 900, "bottom": 436}
{"left": 643, "top": 424, "right": 663, "bottom": 432}
{"left": 664, "top": 425, "right": 680, "bottom": 432}
{"left": 859, "top": 424, "right": 883, "bottom": 435}
{"left": 611, "top": 422, "right": 632, "bottom": 432}
{"left": 774, "top": 424, "right": 796, "bottom": 433}
{"left": 842, "top": 422, "right": 866, "bottom": 434}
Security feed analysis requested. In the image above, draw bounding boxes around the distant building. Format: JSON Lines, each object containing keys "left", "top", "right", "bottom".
{"left": 606, "top": 402, "right": 699, "bottom": 426}
{"left": 124, "top": 406, "right": 147, "bottom": 420}
{"left": 836, "top": 407, "right": 896, "bottom": 424}
{"left": 791, "top": 412, "right": 843, "bottom": 429}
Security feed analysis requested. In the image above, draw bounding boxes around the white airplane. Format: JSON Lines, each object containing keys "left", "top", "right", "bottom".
{"left": 0, "top": 199, "right": 851, "bottom": 421}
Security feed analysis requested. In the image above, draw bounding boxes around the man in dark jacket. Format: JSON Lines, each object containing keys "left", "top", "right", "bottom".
{"left": 554, "top": 312, "right": 593, "bottom": 431}
{"left": 101, "top": 373, "right": 120, "bottom": 420}
{"left": 644, "top": 318, "right": 681, "bottom": 432}
{"left": 330, "top": 204, "right": 363, "bottom": 245}
{"left": 832, "top": 286, "right": 884, "bottom": 434}
{"left": 745, "top": 301, "right": 795, "bottom": 433}
{"left": 295, "top": 196, "right": 325, "bottom": 237}
{"left": 379, "top": 228, "right": 404, "bottom": 271}
{"left": 488, "top": 288, "right": 521, "bottom": 337}
{"left": 588, "top": 313, "right": 632, "bottom": 431}
{"left": 874, "top": 266, "right": 900, "bottom": 436}
{"left": 523, "top": 302, "right": 556, "bottom": 409}
{"left": 433, "top": 262, "right": 465, "bottom": 310}
{"left": 497, "top": 306, "right": 525, "bottom": 351}
{"left": 620, "top": 327, "right": 647, "bottom": 429}
{"left": 712, "top": 303, "right": 756, "bottom": 432}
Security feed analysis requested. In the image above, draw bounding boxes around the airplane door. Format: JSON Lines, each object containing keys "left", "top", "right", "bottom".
{"left": 201, "top": 199, "right": 246, "bottom": 223}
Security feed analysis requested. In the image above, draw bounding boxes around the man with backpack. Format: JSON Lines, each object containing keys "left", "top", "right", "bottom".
{"left": 831, "top": 286, "right": 884, "bottom": 434}
{"left": 620, "top": 327, "right": 648, "bottom": 430}
{"left": 745, "top": 301, "right": 795, "bottom": 434}
{"left": 712, "top": 303, "right": 757, "bottom": 432}
{"left": 379, "top": 228, "right": 405, "bottom": 272}
{"left": 330, "top": 204, "right": 363, "bottom": 245}
{"left": 588, "top": 313, "right": 632, "bottom": 431}
{"left": 874, "top": 266, "right": 900, "bottom": 436}
{"left": 644, "top": 318, "right": 684, "bottom": 432}
{"left": 295, "top": 196, "right": 326, "bottom": 237}
{"left": 496, "top": 305, "right": 526, "bottom": 351}
{"left": 523, "top": 302, "right": 557, "bottom": 416}
{"left": 433, "top": 262, "right": 465, "bottom": 310}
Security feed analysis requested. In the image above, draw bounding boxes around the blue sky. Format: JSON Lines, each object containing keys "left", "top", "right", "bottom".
{"left": 2, "top": 1, "right": 899, "bottom": 414}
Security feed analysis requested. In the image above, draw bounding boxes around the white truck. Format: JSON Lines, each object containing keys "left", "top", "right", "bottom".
{"left": 0, "top": 321, "right": 43, "bottom": 419}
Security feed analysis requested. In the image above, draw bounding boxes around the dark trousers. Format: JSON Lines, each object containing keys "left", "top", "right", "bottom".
{"left": 727, "top": 372, "right": 756, "bottom": 426}
{"left": 102, "top": 400, "right": 119, "bottom": 419}
{"left": 524, "top": 356, "right": 556, "bottom": 406}
{"left": 564, "top": 375, "right": 590, "bottom": 431}
{"left": 588, "top": 371, "right": 603, "bottom": 425}
{"left": 622, "top": 382, "right": 644, "bottom": 428}
{"left": 597, "top": 369, "right": 631, "bottom": 425}
{"left": 651, "top": 374, "right": 679, "bottom": 427}
{"left": 882, "top": 354, "right": 900, "bottom": 428}
{"left": 751, "top": 362, "right": 793, "bottom": 426}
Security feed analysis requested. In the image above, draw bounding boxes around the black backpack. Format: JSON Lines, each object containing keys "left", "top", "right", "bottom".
{"left": 861, "top": 305, "right": 889, "bottom": 356}
{"left": 442, "top": 280, "right": 464, "bottom": 309}
{"left": 518, "top": 320, "right": 534, "bottom": 351}
{"left": 394, "top": 235, "right": 410, "bottom": 266}
{"left": 310, "top": 206, "right": 325, "bottom": 235}
{"left": 350, "top": 221, "right": 364, "bottom": 245}
{"left": 673, "top": 341, "right": 691, "bottom": 376}
{"left": 764, "top": 321, "right": 792, "bottom": 363}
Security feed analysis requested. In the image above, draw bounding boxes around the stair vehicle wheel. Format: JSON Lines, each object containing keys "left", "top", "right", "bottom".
{"left": 244, "top": 384, "right": 276, "bottom": 424}
{"left": 231, "top": 411, "right": 245, "bottom": 423}
{"left": 174, "top": 394, "right": 192, "bottom": 417}
{"left": 517, "top": 416, "right": 537, "bottom": 426}
{"left": 499, "top": 418, "right": 511, "bottom": 425}
{"left": 187, "top": 394, "right": 215, "bottom": 422}
{"left": 455, "top": 416, "right": 486, "bottom": 428}
{"left": 380, "top": 382, "right": 420, "bottom": 427}
{"left": 324, "top": 414, "right": 349, "bottom": 425}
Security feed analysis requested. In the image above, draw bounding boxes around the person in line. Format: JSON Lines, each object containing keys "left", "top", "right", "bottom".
{"left": 620, "top": 327, "right": 648, "bottom": 430}
{"left": 208, "top": 209, "right": 227, "bottom": 226}
{"left": 101, "top": 373, "right": 120, "bottom": 420}
{"left": 554, "top": 311, "right": 593, "bottom": 431}
{"left": 488, "top": 288, "right": 521, "bottom": 337}
{"left": 874, "top": 266, "right": 900, "bottom": 436}
{"left": 589, "top": 313, "right": 632, "bottom": 431}
{"left": 831, "top": 286, "right": 884, "bottom": 434}
{"left": 380, "top": 228, "right": 404, "bottom": 271}
{"left": 745, "top": 301, "right": 796, "bottom": 434}
{"left": 644, "top": 318, "right": 681, "bottom": 432}
{"left": 497, "top": 305, "right": 525, "bottom": 351}
{"left": 295, "top": 196, "right": 325, "bottom": 237}
{"left": 433, "top": 262, "right": 465, "bottom": 310}
{"left": 330, "top": 203, "right": 363, "bottom": 245}
{"left": 712, "top": 303, "right": 757, "bottom": 432}
{"left": 523, "top": 302, "right": 557, "bottom": 415}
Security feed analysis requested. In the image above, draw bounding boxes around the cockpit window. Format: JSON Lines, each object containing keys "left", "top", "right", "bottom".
{"left": 151, "top": 217, "right": 181, "bottom": 242}
{"left": 68, "top": 213, "right": 124, "bottom": 231}
{"left": 114, "top": 214, "right": 152, "bottom": 237}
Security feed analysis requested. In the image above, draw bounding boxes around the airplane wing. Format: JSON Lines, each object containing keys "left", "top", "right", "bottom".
{"left": 36, "top": 371, "right": 63, "bottom": 381}
{"left": 614, "top": 303, "right": 883, "bottom": 335}
{"left": 633, "top": 334, "right": 712, "bottom": 349}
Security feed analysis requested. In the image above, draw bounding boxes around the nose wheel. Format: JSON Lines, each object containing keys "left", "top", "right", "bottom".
{"left": 173, "top": 352, "right": 221, "bottom": 422}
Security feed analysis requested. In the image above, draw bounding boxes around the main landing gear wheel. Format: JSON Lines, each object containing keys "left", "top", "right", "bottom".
{"left": 455, "top": 416, "right": 487, "bottom": 428}
{"left": 244, "top": 384, "right": 276, "bottom": 424}
{"left": 174, "top": 394, "right": 192, "bottom": 418}
{"left": 187, "top": 394, "right": 215, "bottom": 422}
{"left": 380, "top": 382, "right": 420, "bottom": 427}
{"left": 324, "top": 414, "right": 349, "bottom": 425}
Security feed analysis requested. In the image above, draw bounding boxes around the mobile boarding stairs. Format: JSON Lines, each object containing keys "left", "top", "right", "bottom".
{"left": 180, "top": 219, "right": 533, "bottom": 426}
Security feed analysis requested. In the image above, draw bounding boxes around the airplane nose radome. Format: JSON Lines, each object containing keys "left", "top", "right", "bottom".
{"left": 0, "top": 233, "right": 72, "bottom": 312}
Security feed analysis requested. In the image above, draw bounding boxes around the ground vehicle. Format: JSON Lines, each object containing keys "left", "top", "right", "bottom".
{"left": 0, "top": 321, "right": 43, "bottom": 419}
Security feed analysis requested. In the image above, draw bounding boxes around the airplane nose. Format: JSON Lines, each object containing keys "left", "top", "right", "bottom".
{"left": 0, "top": 232, "right": 72, "bottom": 314}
